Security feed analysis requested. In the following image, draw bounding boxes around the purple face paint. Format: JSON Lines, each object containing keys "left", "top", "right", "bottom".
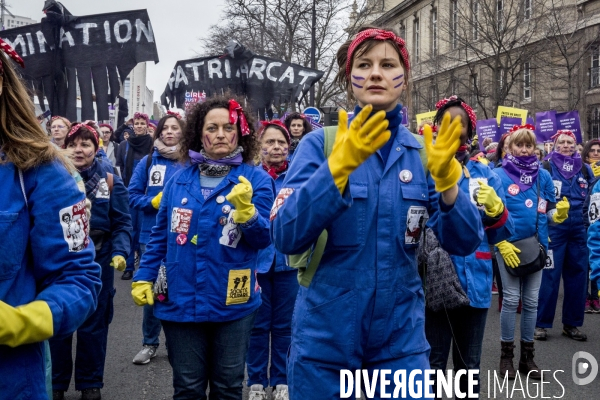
{"left": 393, "top": 74, "right": 404, "bottom": 81}
{"left": 229, "top": 132, "right": 237, "bottom": 143}
{"left": 282, "top": 147, "right": 289, "bottom": 155}
{"left": 393, "top": 80, "right": 404, "bottom": 88}
{"left": 351, "top": 75, "right": 365, "bottom": 80}
{"left": 352, "top": 82, "right": 363, "bottom": 88}
{"left": 203, "top": 135, "right": 211, "bottom": 147}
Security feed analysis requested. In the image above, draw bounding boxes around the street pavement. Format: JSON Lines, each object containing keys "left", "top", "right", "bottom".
{"left": 57, "top": 274, "right": 600, "bottom": 400}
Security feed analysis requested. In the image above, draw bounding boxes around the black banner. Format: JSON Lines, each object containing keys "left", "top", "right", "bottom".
{"left": 161, "top": 55, "right": 324, "bottom": 116}
{"left": 1, "top": 7, "right": 159, "bottom": 121}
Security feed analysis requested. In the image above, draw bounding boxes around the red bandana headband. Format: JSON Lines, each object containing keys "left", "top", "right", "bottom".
{"left": 346, "top": 29, "right": 410, "bottom": 77}
{"left": 167, "top": 110, "right": 182, "bottom": 120}
{"left": 67, "top": 123, "right": 99, "bottom": 148}
{"left": 98, "top": 123, "right": 113, "bottom": 132}
{"left": 229, "top": 99, "right": 251, "bottom": 136}
{"left": 260, "top": 120, "right": 291, "bottom": 142}
{"left": 133, "top": 112, "right": 149, "bottom": 122}
{"left": 551, "top": 129, "right": 576, "bottom": 142}
{"left": 51, "top": 116, "right": 71, "bottom": 126}
{"left": 435, "top": 95, "right": 477, "bottom": 131}
{"left": 0, "top": 38, "right": 25, "bottom": 74}
{"left": 507, "top": 124, "right": 536, "bottom": 134}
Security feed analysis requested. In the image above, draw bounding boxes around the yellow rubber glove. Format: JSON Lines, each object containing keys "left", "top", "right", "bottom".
{"left": 328, "top": 105, "right": 390, "bottom": 193}
{"left": 151, "top": 192, "right": 163, "bottom": 210}
{"left": 496, "top": 240, "right": 522, "bottom": 268}
{"left": 477, "top": 180, "right": 504, "bottom": 217}
{"left": 226, "top": 176, "right": 255, "bottom": 224}
{"left": 131, "top": 281, "right": 154, "bottom": 306}
{"left": 477, "top": 156, "right": 490, "bottom": 166}
{"left": 553, "top": 196, "right": 569, "bottom": 224}
{"left": 0, "top": 300, "right": 53, "bottom": 347}
{"left": 110, "top": 255, "right": 126, "bottom": 272}
{"left": 592, "top": 163, "right": 600, "bottom": 177}
{"left": 423, "top": 112, "right": 463, "bottom": 192}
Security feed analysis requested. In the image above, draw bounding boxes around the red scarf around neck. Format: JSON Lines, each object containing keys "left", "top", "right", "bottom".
{"left": 262, "top": 161, "right": 288, "bottom": 179}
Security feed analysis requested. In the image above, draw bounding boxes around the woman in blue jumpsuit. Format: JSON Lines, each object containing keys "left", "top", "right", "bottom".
{"left": 51, "top": 123, "right": 132, "bottom": 400}
{"left": 0, "top": 46, "right": 101, "bottom": 400}
{"left": 535, "top": 130, "right": 591, "bottom": 341}
{"left": 131, "top": 96, "right": 275, "bottom": 399}
{"left": 284, "top": 112, "right": 312, "bottom": 163}
{"left": 247, "top": 121, "right": 298, "bottom": 400}
{"left": 587, "top": 168, "right": 600, "bottom": 309}
{"left": 129, "top": 113, "right": 188, "bottom": 365}
{"left": 582, "top": 139, "right": 600, "bottom": 312}
{"left": 425, "top": 96, "right": 513, "bottom": 397}
{"left": 494, "top": 126, "right": 565, "bottom": 380}
{"left": 270, "top": 27, "right": 484, "bottom": 400}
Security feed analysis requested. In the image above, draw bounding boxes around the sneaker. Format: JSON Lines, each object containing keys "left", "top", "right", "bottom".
{"left": 563, "top": 325, "right": 587, "bottom": 341}
{"left": 248, "top": 384, "right": 267, "bottom": 400}
{"left": 273, "top": 384, "right": 289, "bottom": 400}
{"left": 134, "top": 252, "right": 140, "bottom": 269}
{"left": 585, "top": 299, "right": 593, "bottom": 313}
{"left": 52, "top": 390, "right": 65, "bottom": 400}
{"left": 132, "top": 345, "right": 158, "bottom": 364}
{"left": 534, "top": 327, "right": 547, "bottom": 341}
{"left": 592, "top": 299, "right": 600, "bottom": 313}
{"left": 492, "top": 282, "right": 499, "bottom": 295}
{"left": 121, "top": 270, "right": 133, "bottom": 280}
{"left": 81, "top": 388, "right": 101, "bottom": 400}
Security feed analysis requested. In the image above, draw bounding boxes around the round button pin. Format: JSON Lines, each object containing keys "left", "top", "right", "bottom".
{"left": 525, "top": 199, "right": 533, "bottom": 208}
{"left": 399, "top": 170, "right": 413, "bottom": 183}
{"left": 508, "top": 184, "right": 520, "bottom": 196}
{"left": 216, "top": 195, "right": 226, "bottom": 204}
{"left": 176, "top": 233, "right": 188, "bottom": 245}
{"left": 219, "top": 216, "right": 228, "bottom": 226}
{"left": 222, "top": 205, "right": 232, "bottom": 214}
{"left": 181, "top": 197, "right": 188, "bottom": 205}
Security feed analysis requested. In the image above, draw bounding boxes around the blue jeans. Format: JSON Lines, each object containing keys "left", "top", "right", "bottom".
{"left": 425, "top": 306, "right": 488, "bottom": 398}
{"left": 161, "top": 310, "right": 257, "bottom": 400}
{"left": 247, "top": 268, "right": 298, "bottom": 387}
{"left": 497, "top": 256, "right": 543, "bottom": 342}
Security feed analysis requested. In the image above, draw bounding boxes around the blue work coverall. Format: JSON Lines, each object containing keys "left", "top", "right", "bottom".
{"left": 50, "top": 159, "right": 132, "bottom": 392}
{"left": 537, "top": 161, "right": 593, "bottom": 328}
{"left": 247, "top": 169, "right": 299, "bottom": 389}
{"left": 0, "top": 159, "right": 102, "bottom": 399}
{"left": 271, "top": 123, "right": 485, "bottom": 400}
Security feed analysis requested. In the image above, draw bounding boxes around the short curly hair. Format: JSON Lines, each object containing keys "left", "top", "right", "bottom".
{"left": 181, "top": 94, "right": 258, "bottom": 163}
{"left": 284, "top": 112, "right": 312, "bottom": 138}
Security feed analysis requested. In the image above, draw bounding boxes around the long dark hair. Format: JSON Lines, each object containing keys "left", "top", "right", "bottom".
{"left": 582, "top": 139, "right": 600, "bottom": 164}
{"left": 284, "top": 112, "right": 312, "bottom": 138}
{"left": 181, "top": 94, "right": 258, "bottom": 163}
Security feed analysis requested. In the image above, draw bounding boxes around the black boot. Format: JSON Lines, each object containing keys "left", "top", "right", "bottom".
{"left": 499, "top": 341, "right": 516, "bottom": 380}
{"left": 519, "top": 340, "right": 542, "bottom": 380}
{"left": 81, "top": 388, "right": 101, "bottom": 400}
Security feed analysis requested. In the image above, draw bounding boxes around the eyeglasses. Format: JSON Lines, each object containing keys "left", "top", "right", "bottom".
{"left": 52, "top": 125, "right": 67, "bottom": 130}
{"left": 590, "top": 149, "right": 600, "bottom": 153}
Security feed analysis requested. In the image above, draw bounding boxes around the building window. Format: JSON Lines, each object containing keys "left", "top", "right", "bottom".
{"left": 412, "top": 91, "right": 419, "bottom": 114}
{"left": 430, "top": 84, "right": 438, "bottom": 107}
{"left": 497, "top": 0, "right": 504, "bottom": 31}
{"left": 431, "top": 9, "right": 438, "bottom": 56}
{"left": 590, "top": 106, "right": 600, "bottom": 139}
{"left": 591, "top": 48, "right": 600, "bottom": 88}
{"left": 451, "top": 0, "right": 458, "bottom": 49}
{"left": 414, "top": 18, "right": 420, "bottom": 63}
{"left": 523, "top": 61, "right": 531, "bottom": 100}
{"left": 524, "top": 0, "right": 532, "bottom": 20}
{"left": 471, "top": 74, "right": 478, "bottom": 110}
{"left": 472, "top": 0, "right": 479, "bottom": 40}
{"left": 451, "top": 79, "right": 459, "bottom": 97}
{"left": 399, "top": 22, "right": 406, "bottom": 39}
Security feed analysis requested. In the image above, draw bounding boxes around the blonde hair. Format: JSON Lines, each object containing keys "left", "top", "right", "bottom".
{"left": 0, "top": 52, "right": 66, "bottom": 170}
{"left": 509, "top": 129, "right": 536, "bottom": 147}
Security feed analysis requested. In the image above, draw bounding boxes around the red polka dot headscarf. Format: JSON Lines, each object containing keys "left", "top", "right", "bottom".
{"left": 435, "top": 95, "right": 477, "bottom": 131}
{"left": 0, "top": 38, "right": 25, "bottom": 74}
{"left": 346, "top": 29, "right": 410, "bottom": 77}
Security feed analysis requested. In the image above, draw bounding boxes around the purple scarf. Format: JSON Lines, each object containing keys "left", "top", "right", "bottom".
{"left": 550, "top": 151, "right": 582, "bottom": 180}
{"left": 188, "top": 149, "right": 243, "bottom": 166}
{"left": 502, "top": 154, "right": 540, "bottom": 191}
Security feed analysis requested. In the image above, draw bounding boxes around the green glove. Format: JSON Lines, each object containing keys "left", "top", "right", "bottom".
{"left": 477, "top": 180, "right": 504, "bottom": 217}
{"left": 110, "top": 255, "right": 126, "bottom": 272}
{"left": 552, "top": 196, "right": 569, "bottom": 224}
{"left": 131, "top": 281, "right": 154, "bottom": 306}
{"left": 151, "top": 192, "right": 163, "bottom": 210}
{"left": 496, "top": 240, "right": 522, "bottom": 268}
{"left": 423, "top": 112, "right": 463, "bottom": 192}
{"left": 0, "top": 300, "right": 53, "bottom": 347}
{"left": 328, "top": 105, "right": 390, "bottom": 193}
{"left": 226, "top": 176, "right": 256, "bottom": 224}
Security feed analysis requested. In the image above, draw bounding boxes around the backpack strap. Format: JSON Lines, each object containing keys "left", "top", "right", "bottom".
{"left": 106, "top": 172, "right": 114, "bottom": 193}
{"left": 411, "top": 133, "right": 429, "bottom": 175}
{"left": 542, "top": 160, "right": 551, "bottom": 173}
{"left": 323, "top": 126, "right": 337, "bottom": 158}
{"left": 582, "top": 164, "right": 591, "bottom": 181}
{"left": 145, "top": 153, "right": 153, "bottom": 172}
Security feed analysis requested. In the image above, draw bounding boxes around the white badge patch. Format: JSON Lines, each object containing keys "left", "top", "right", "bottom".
{"left": 552, "top": 180, "right": 562, "bottom": 200}
{"left": 589, "top": 193, "right": 600, "bottom": 225}
{"left": 270, "top": 188, "right": 294, "bottom": 221}
{"left": 59, "top": 199, "right": 90, "bottom": 252}
{"left": 220, "top": 212, "right": 242, "bottom": 248}
{"left": 469, "top": 178, "right": 487, "bottom": 209}
{"left": 544, "top": 249, "right": 554, "bottom": 270}
{"left": 171, "top": 207, "right": 193, "bottom": 234}
{"left": 96, "top": 178, "right": 110, "bottom": 200}
{"left": 149, "top": 164, "right": 167, "bottom": 187}
{"left": 405, "top": 206, "right": 428, "bottom": 244}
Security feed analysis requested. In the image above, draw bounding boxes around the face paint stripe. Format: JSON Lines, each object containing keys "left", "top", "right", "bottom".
{"left": 393, "top": 80, "right": 404, "bottom": 88}
{"left": 351, "top": 75, "right": 365, "bottom": 80}
{"left": 352, "top": 82, "right": 364, "bottom": 88}
{"left": 393, "top": 74, "right": 404, "bottom": 81}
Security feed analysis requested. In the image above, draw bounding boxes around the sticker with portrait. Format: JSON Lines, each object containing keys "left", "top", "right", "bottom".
{"left": 469, "top": 178, "right": 487, "bottom": 209}
{"left": 405, "top": 206, "right": 428, "bottom": 245}
{"left": 589, "top": 193, "right": 600, "bottom": 225}
{"left": 59, "top": 199, "right": 90, "bottom": 252}
{"left": 149, "top": 164, "right": 167, "bottom": 187}
{"left": 170, "top": 207, "right": 193, "bottom": 234}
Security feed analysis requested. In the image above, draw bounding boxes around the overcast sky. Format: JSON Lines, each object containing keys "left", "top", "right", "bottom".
{"left": 12, "top": 0, "right": 225, "bottom": 102}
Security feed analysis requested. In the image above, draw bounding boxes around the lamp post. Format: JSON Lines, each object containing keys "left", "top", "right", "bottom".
{"left": 309, "top": 0, "right": 316, "bottom": 107}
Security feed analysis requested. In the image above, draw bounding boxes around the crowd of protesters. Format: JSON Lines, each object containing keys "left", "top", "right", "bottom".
{"left": 3, "top": 23, "right": 600, "bottom": 400}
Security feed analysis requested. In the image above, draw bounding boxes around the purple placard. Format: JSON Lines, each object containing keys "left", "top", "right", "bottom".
{"left": 476, "top": 118, "right": 499, "bottom": 151}
{"left": 526, "top": 116, "right": 535, "bottom": 127}
{"left": 401, "top": 106, "right": 409, "bottom": 127}
{"left": 500, "top": 117, "right": 522, "bottom": 135}
{"left": 535, "top": 111, "right": 557, "bottom": 143}
{"left": 556, "top": 111, "right": 582, "bottom": 143}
